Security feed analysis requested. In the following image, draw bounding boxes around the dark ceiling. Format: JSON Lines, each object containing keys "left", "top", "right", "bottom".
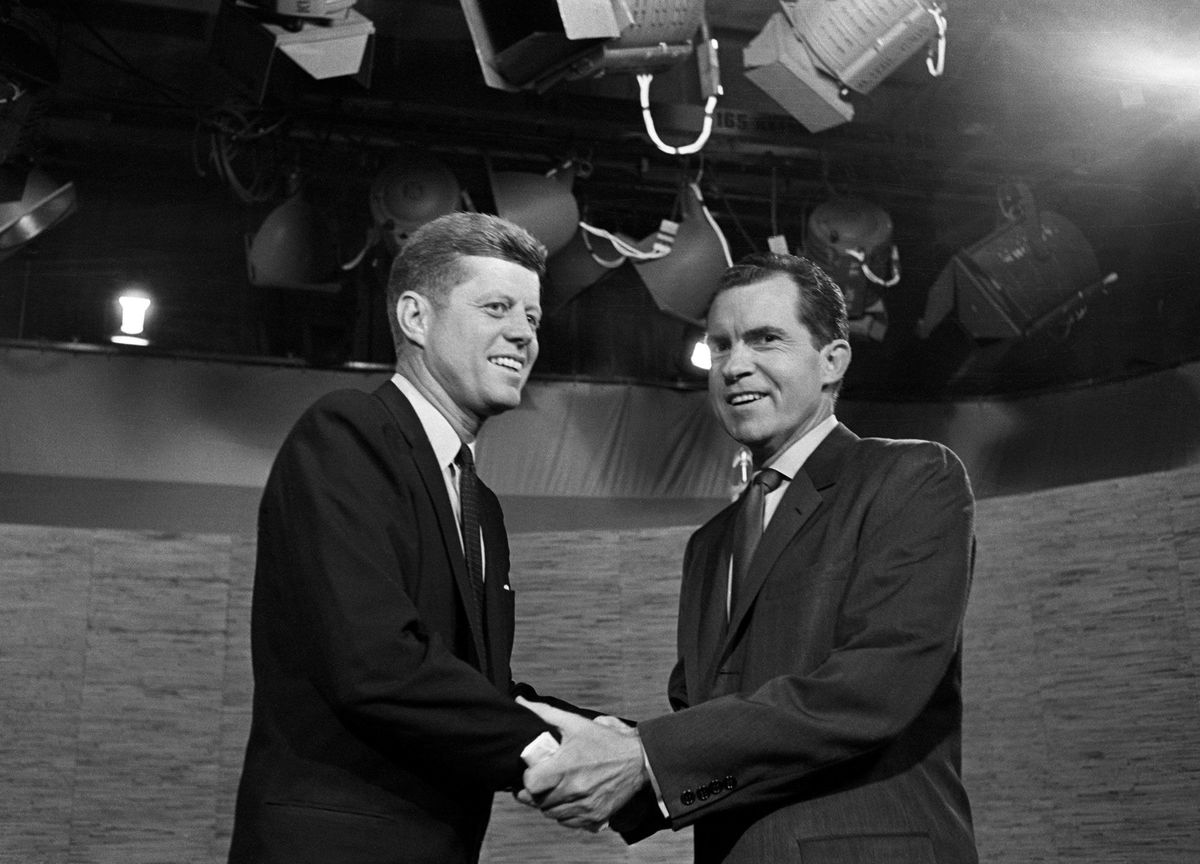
{"left": 3, "top": 0, "right": 1200, "bottom": 400}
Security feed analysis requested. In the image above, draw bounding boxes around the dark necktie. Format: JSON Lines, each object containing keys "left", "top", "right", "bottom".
{"left": 456, "top": 444, "right": 491, "bottom": 676}
{"left": 730, "top": 468, "right": 785, "bottom": 616}
{"left": 455, "top": 444, "right": 484, "bottom": 586}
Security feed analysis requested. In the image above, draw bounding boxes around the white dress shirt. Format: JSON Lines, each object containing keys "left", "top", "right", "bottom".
{"left": 725, "top": 413, "right": 839, "bottom": 616}
{"left": 391, "top": 373, "right": 477, "bottom": 560}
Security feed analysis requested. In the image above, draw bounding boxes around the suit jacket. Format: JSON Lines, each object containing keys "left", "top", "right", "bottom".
{"left": 623, "top": 424, "right": 978, "bottom": 864}
{"left": 228, "top": 383, "right": 551, "bottom": 864}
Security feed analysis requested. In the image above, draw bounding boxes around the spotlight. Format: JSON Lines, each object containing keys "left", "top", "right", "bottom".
{"left": 0, "top": 163, "right": 77, "bottom": 263}
{"left": 633, "top": 182, "right": 732, "bottom": 325}
{"left": 744, "top": 0, "right": 946, "bottom": 132}
{"left": 803, "top": 196, "right": 898, "bottom": 341}
{"left": 917, "top": 197, "right": 1112, "bottom": 341}
{"left": 490, "top": 166, "right": 579, "bottom": 257}
{"left": 246, "top": 191, "right": 341, "bottom": 291}
{"left": 111, "top": 292, "right": 151, "bottom": 346}
{"left": 369, "top": 150, "right": 461, "bottom": 255}
{"left": 212, "top": 1, "right": 375, "bottom": 102}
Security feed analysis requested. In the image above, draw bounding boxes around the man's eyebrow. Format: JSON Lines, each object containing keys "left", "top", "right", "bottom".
{"left": 743, "top": 325, "right": 785, "bottom": 340}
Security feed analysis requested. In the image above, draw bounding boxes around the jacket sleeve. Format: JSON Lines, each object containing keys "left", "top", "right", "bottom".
{"left": 636, "top": 441, "right": 975, "bottom": 827}
{"left": 260, "top": 391, "right": 551, "bottom": 789}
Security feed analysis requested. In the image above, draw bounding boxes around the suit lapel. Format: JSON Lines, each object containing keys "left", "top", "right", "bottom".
{"left": 372, "top": 383, "right": 489, "bottom": 671}
{"left": 694, "top": 507, "right": 737, "bottom": 700}
{"left": 718, "top": 424, "right": 857, "bottom": 666}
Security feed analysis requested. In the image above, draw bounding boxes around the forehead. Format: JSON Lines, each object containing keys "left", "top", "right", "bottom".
{"left": 448, "top": 255, "right": 541, "bottom": 303}
{"left": 707, "top": 274, "right": 800, "bottom": 332}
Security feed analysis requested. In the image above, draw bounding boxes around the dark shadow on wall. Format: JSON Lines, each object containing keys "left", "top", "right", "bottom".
{"left": 976, "top": 367, "right": 1200, "bottom": 498}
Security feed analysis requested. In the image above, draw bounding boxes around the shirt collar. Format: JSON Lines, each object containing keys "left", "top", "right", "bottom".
{"left": 762, "top": 414, "right": 838, "bottom": 482}
{"left": 391, "top": 373, "right": 471, "bottom": 470}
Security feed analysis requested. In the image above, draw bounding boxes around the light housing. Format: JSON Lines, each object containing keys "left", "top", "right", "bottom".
{"left": 0, "top": 164, "right": 78, "bottom": 263}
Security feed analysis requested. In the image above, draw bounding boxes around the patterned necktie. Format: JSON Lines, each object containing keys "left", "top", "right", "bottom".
{"left": 455, "top": 444, "right": 484, "bottom": 586}
{"left": 730, "top": 468, "right": 785, "bottom": 616}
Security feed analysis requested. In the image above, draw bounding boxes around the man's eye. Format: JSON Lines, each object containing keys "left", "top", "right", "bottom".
{"left": 527, "top": 315, "right": 541, "bottom": 330}
{"left": 485, "top": 302, "right": 509, "bottom": 315}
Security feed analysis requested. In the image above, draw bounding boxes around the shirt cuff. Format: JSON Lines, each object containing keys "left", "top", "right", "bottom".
{"left": 640, "top": 738, "right": 671, "bottom": 818}
{"left": 521, "top": 730, "right": 560, "bottom": 766}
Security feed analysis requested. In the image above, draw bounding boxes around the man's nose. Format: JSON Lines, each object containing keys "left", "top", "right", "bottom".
{"left": 505, "top": 312, "right": 535, "bottom": 344}
{"left": 719, "top": 342, "right": 753, "bottom": 382}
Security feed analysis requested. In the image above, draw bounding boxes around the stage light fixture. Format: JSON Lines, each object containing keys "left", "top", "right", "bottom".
{"left": 744, "top": 0, "right": 946, "bottom": 133}
{"left": 633, "top": 182, "right": 732, "bottom": 326}
{"left": 917, "top": 198, "right": 1115, "bottom": 341}
{"left": 212, "top": 0, "right": 375, "bottom": 102}
{"left": 246, "top": 191, "right": 342, "bottom": 291}
{"left": 0, "top": 164, "right": 77, "bottom": 263}
{"left": 369, "top": 150, "right": 461, "bottom": 256}
{"left": 803, "top": 196, "right": 898, "bottom": 341}
{"left": 490, "top": 166, "right": 579, "bottom": 257}
{"left": 111, "top": 293, "right": 152, "bottom": 346}
{"left": 459, "top": 0, "right": 721, "bottom": 155}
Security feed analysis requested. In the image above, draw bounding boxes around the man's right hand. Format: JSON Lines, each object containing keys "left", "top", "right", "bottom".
{"left": 514, "top": 697, "right": 648, "bottom": 832}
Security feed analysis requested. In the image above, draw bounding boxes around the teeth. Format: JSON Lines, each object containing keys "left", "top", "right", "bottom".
{"left": 490, "top": 357, "right": 522, "bottom": 371}
{"left": 730, "top": 393, "right": 762, "bottom": 405}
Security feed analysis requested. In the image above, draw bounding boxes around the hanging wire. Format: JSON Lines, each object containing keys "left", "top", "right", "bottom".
{"left": 704, "top": 167, "right": 758, "bottom": 254}
{"left": 194, "top": 104, "right": 289, "bottom": 204}
{"left": 926, "top": 4, "right": 947, "bottom": 77}
{"left": 637, "top": 12, "right": 722, "bottom": 157}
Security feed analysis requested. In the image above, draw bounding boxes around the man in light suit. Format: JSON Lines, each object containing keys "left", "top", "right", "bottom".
{"left": 228, "top": 212, "right": 559, "bottom": 864}
{"left": 520, "top": 253, "right": 978, "bottom": 863}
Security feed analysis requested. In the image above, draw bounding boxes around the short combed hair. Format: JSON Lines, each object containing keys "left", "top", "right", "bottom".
{"left": 386, "top": 212, "right": 547, "bottom": 355}
{"left": 714, "top": 252, "right": 849, "bottom": 347}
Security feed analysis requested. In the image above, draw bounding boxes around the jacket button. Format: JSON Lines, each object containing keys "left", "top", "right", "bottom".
{"left": 708, "top": 779, "right": 723, "bottom": 796}
{"left": 697, "top": 785, "right": 711, "bottom": 801}
{"left": 723, "top": 775, "right": 736, "bottom": 791}
{"left": 681, "top": 789, "right": 695, "bottom": 806}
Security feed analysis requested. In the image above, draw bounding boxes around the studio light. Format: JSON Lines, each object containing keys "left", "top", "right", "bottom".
{"left": 490, "top": 166, "right": 579, "bottom": 257}
{"left": 744, "top": 0, "right": 946, "bottom": 132}
{"left": 803, "top": 196, "right": 898, "bottom": 341}
{"left": 917, "top": 187, "right": 1115, "bottom": 341}
{"left": 246, "top": 191, "right": 341, "bottom": 291}
{"left": 689, "top": 339, "right": 711, "bottom": 371}
{"left": 633, "top": 182, "right": 732, "bottom": 326}
{"left": 459, "top": 0, "right": 720, "bottom": 155}
{"left": 212, "top": 0, "right": 375, "bottom": 102}
{"left": 112, "top": 293, "right": 151, "bottom": 346}
{"left": 0, "top": 163, "right": 77, "bottom": 263}
{"left": 369, "top": 150, "right": 461, "bottom": 255}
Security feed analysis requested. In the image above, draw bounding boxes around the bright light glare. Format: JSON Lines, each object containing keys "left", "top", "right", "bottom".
{"left": 1094, "top": 42, "right": 1200, "bottom": 88}
{"left": 110, "top": 334, "right": 150, "bottom": 347}
{"left": 118, "top": 294, "right": 151, "bottom": 335}
{"left": 690, "top": 339, "right": 711, "bottom": 371}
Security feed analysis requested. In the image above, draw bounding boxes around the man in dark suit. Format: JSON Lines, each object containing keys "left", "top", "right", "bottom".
{"left": 228, "top": 212, "right": 559, "bottom": 864}
{"left": 520, "top": 253, "right": 978, "bottom": 863}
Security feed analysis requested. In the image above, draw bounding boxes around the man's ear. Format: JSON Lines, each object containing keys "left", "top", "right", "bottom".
{"left": 397, "top": 291, "right": 430, "bottom": 347}
{"left": 820, "top": 339, "right": 852, "bottom": 387}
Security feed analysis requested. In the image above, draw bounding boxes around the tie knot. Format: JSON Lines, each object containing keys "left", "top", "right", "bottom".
{"left": 456, "top": 444, "right": 476, "bottom": 475}
{"left": 754, "top": 468, "right": 785, "bottom": 493}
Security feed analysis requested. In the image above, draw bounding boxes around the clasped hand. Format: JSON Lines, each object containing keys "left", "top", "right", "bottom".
{"left": 515, "top": 697, "right": 648, "bottom": 832}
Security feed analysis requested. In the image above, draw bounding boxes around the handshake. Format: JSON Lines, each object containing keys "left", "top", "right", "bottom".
{"left": 514, "top": 697, "right": 651, "bottom": 833}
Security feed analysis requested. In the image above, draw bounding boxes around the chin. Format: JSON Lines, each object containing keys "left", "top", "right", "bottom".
{"left": 485, "top": 390, "right": 523, "bottom": 414}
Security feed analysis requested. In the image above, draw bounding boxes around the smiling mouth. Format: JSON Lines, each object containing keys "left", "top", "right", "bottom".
{"left": 727, "top": 392, "right": 765, "bottom": 406}
{"left": 489, "top": 356, "right": 524, "bottom": 372}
